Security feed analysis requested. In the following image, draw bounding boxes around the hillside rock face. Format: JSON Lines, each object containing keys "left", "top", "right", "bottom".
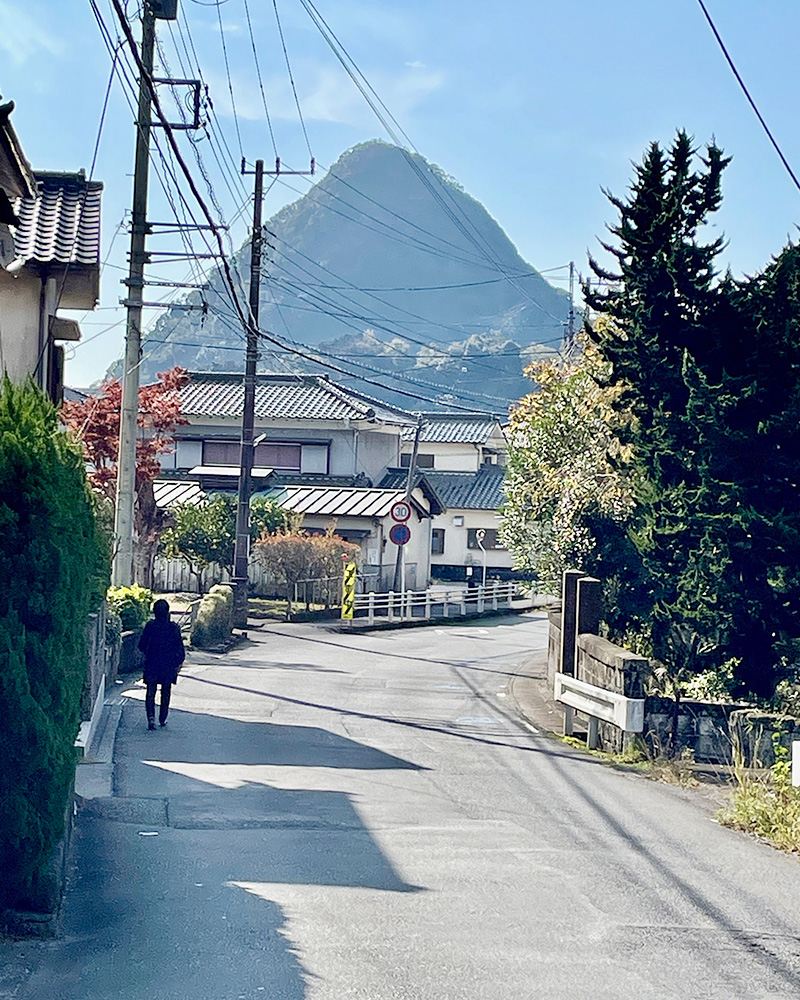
{"left": 138, "top": 140, "right": 570, "bottom": 410}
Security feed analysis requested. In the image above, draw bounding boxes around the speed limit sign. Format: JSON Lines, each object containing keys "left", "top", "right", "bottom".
{"left": 391, "top": 499, "right": 412, "bottom": 522}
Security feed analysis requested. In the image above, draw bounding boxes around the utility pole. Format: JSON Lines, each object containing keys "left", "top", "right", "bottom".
{"left": 567, "top": 260, "right": 576, "bottom": 354}
{"left": 232, "top": 158, "right": 264, "bottom": 628}
{"left": 231, "top": 156, "right": 315, "bottom": 626}
{"left": 113, "top": 2, "right": 157, "bottom": 587}
{"left": 393, "top": 416, "right": 422, "bottom": 593}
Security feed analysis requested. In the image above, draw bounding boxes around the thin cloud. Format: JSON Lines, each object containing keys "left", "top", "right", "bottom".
{"left": 207, "top": 61, "right": 444, "bottom": 128}
{"left": 0, "top": 2, "right": 63, "bottom": 67}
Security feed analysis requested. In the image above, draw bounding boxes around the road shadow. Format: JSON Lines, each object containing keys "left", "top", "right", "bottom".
{"left": 110, "top": 701, "right": 423, "bottom": 894}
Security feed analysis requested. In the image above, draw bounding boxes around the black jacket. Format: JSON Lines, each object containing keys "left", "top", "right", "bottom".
{"left": 139, "top": 619, "right": 185, "bottom": 685}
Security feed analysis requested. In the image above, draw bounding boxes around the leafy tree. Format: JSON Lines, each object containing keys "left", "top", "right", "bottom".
{"left": 501, "top": 329, "right": 646, "bottom": 633}
{"left": 677, "top": 245, "right": 800, "bottom": 698}
{"left": 160, "top": 493, "right": 288, "bottom": 592}
{"left": 254, "top": 526, "right": 360, "bottom": 619}
{"left": 160, "top": 496, "right": 236, "bottom": 592}
{"left": 0, "top": 379, "right": 108, "bottom": 907}
{"left": 60, "top": 367, "right": 189, "bottom": 586}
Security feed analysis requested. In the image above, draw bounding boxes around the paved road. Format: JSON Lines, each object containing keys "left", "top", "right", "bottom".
{"left": 7, "top": 613, "right": 800, "bottom": 998}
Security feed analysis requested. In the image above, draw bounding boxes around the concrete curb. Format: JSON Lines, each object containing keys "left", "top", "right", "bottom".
{"left": 74, "top": 695, "right": 124, "bottom": 802}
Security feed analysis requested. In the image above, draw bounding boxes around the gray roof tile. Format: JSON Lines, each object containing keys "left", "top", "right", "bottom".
{"left": 400, "top": 413, "right": 503, "bottom": 444}
{"left": 381, "top": 466, "right": 506, "bottom": 511}
{"left": 179, "top": 372, "right": 414, "bottom": 423}
{"left": 14, "top": 172, "right": 102, "bottom": 266}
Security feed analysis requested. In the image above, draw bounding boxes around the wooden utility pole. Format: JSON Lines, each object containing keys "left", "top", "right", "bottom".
{"left": 232, "top": 159, "right": 264, "bottom": 627}
{"left": 113, "top": 2, "right": 158, "bottom": 586}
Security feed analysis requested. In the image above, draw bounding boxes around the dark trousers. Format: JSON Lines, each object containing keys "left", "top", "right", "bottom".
{"left": 145, "top": 682, "right": 172, "bottom": 725}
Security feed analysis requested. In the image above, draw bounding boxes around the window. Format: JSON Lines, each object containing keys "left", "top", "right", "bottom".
{"left": 255, "top": 442, "right": 301, "bottom": 471}
{"left": 203, "top": 440, "right": 304, "bottom": 471}
{"left": 431, "top": 528, "right": 445, "bottom": 555}
{"left": 467, "top": 528, "right": 504, "bottom": 550}
{"left": 400, "top": 452, "right": 434, "bottom": 468}
{"left": 203, "top": 440, "right": 240, "bottom": 466}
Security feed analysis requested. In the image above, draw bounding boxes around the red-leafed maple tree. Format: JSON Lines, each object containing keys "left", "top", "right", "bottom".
{"left": 61, "top": 366, "right": 189, "bottom": 585}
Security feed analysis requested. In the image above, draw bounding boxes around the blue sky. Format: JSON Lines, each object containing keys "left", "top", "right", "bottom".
{"left": 2, "top": 0, "right": 799, "bottom": 386}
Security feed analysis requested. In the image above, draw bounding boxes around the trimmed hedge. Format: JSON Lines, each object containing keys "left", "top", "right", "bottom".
{"left": 107, "top": 585, "right": 152, "bottom": 631}
{"left": 190, "top": 584, "right": 234, "bottom": 649}
{"left": 0, "top": 379, "right": 108, "bottom": 909}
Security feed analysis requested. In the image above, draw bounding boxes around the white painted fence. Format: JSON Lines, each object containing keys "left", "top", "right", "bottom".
{"left": 352, "top": 581, "right": 520, "bottom": 625}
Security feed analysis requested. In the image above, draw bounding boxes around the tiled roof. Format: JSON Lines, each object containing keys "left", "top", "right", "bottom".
{"left": 14, "top": 172, "right": 102, "bottom": 266}
{"left": 259, "top": 485, "right": 420, "bottom": 519}
{"left": 381, "top": 466, "right": 506, "bottom": 511}
{"left": 401, "top": 412, "right": 503, "bottom": 444}
{"left": 180, "top": 372, "right": 413, "bottom": 424}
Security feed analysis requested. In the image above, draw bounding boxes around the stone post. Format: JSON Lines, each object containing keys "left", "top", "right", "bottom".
{"left": 559, "top": 569, "right": 583, "bottom": 735}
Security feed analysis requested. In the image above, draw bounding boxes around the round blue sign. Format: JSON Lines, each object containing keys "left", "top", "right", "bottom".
{"left": 389, "top": 522, "right": 411, "bottom": 546}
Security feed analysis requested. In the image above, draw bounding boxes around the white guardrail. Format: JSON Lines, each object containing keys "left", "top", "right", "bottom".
{"left": 353, "top": 581, "right": 519, "bottom": 626}
{"left": 554, "top": 672, "right": 644, "bottom": 733}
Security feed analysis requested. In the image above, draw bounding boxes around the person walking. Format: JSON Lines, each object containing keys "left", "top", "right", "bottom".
{"left": 138, "top": 599, "right": 186, "bottom": 730}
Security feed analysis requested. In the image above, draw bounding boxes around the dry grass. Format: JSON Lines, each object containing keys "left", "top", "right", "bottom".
{"left": 717, "top": 776, "right": 800, "bottom": 853}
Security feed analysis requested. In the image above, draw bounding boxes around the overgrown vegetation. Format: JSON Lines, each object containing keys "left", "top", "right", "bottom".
{"left": 0, "top": 379, "right": 108, "bottom": 908}
{"left": 190, "top": 584, "right": 234, "bottom": 649}
{"left": 502, "top": 130, "right": 800, "bottom": 707}
{"left": 718, "top": 735, "right": 800, "bottom": 852}
{"left": 107, "top": 585, "right": 153, "bottom": 631}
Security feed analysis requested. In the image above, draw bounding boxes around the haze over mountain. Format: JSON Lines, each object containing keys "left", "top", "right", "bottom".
{"left": 138, "top": 141, "right": 572, "bottom": 411}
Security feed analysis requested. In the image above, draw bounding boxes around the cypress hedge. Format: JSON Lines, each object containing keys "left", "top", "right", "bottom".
{"left": 0, "top": 378, "right": 108, "bottom": 908}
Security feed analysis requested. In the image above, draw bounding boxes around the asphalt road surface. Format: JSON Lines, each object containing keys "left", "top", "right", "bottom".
{"left": 7, "top": 613, "right": 800, "bottom": 999}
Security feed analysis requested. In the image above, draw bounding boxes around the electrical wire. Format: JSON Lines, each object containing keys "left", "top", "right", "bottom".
{"left": 241, "top": 0, "right": 278, "bottom": 159}
{"left": 696, "top": 0, "right": 800, "bottom": 194}
{"left": 215, "top": 0, "right": 245, "bottom": 158}
{"left": 272, "top": 0, "right": 313, "bottom": 159}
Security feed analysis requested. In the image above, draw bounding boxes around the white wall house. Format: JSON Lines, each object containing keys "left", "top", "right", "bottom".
{"left": 160, "top": 371, "right": 412, "bottom": 486}
{"left": 384, "top": 412, "right": 515, "bottom": 582}
{"left": 154, "top": 372, "right": 444, "bottom": 589}
{"left": 0, "top": 101, "right": 102, "bottom": 403}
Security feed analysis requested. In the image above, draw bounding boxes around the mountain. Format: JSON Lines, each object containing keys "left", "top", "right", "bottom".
{"left": 137, "top": 140, "right": 571, "bottom": 410}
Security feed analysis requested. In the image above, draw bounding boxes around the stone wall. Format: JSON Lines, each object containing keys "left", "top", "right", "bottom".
{"left": 644, "top": 698, "right": 745, "bottom": 764}
{"left": 729, "top": 709, "right": 800, "bottom": 767}
{"left": 575, "top": 634, "right": 648, "bottom": 697}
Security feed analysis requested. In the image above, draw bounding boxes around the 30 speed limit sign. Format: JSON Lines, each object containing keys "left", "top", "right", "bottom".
{"left": 391, "top": 499, "right": 412, "bottom": 522}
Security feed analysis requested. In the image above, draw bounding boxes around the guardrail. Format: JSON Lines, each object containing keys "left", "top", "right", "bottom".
{"left": 554, "top": 671, "right": 644, "bottom": 748}
{"left": 352, "top": 581, "right": 520, "bottom": 626}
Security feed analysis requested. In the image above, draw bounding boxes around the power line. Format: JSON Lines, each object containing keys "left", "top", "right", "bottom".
{"left": 215, "top": 0, "right": 244, "bottom": 158}
{"left": 696, "top": 0, "right": 800, "bottom": 194}
{"left": 242, "top": 0, "right": 278, "bottom": 159}
{"left": 272, "top": 0, "right": 313, "bottom": 159}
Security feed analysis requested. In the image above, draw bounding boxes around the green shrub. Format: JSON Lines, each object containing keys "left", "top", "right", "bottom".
{"left": 107, "top": 585, "right": 152, "bottom": 631}
{"left": 190, "top": 584, "right": 234, "bottom": 649}
{"left": 190, "top": 584, "right": 234, "bottom": 648}
{"left": 0, "top": 378, "right": 108, "bottom": 908}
